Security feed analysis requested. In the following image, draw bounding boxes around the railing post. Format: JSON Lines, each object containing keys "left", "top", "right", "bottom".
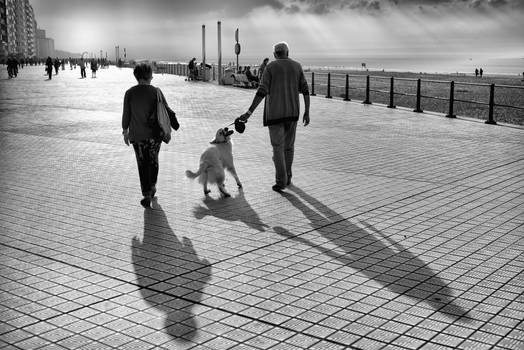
{"left": 213, "top": 65, "right": 216, "bottom": 81}
{"left": 310, "top": 72, "right": 316, "bottom": 96}
{"left": 344, "top": 74, "right": 350, "bottom": 101}
{"left": 326, "top": 72, "right": 332, "bottom": 98}
{"left": 387, "top": 76, "right": 396, "bottom": 108}
{"left": 485, "top": 83, "right": 497, "bottom": 125}
{"left": 363, "top": 75, "right": 371, "bottom": 104}
{"left": 446, "top": 81, "right": 456, "bottom": 118}
{"left": 413, "top": 78, "right": 423, "bottom": 112}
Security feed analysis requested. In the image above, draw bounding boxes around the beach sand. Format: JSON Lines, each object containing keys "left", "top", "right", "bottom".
{"left": 304, "top": 68, "right": 524, "bottom": 126}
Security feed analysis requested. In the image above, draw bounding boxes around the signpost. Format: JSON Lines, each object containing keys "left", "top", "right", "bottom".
{"left": 235, "top": 28, "right": 240, "bottom": 73}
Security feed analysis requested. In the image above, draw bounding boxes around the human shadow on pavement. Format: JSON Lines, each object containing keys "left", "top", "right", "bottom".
{"left": 131, "top": 200, "right": 212, "bottom": 341}
{"left": 192, "top": 189, "right": 269, "bottom": 232}
{"left": 274, "top": 186, "right": 470, "bottom": 321}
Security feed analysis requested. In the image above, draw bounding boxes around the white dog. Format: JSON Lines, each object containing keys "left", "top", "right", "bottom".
{"left": 186, "top": 128, "right": 242, "bottom": 197}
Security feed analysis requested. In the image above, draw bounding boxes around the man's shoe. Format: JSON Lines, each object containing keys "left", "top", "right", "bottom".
{"left": 272, "top": 184, "right": 285, "bottom": 193}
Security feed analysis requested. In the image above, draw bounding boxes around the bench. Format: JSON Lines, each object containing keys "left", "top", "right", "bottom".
{"left": 231, "top": 73, "right": 257, "bottom": 88}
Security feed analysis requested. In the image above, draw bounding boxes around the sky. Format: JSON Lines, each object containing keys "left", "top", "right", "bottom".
{"left": 29, "top": 0, "right": 524, "bottom": 69}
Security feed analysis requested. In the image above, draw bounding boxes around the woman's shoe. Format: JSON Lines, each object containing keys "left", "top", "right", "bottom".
{"left": 140, "top": 196, "right": 151, "bottom": 208}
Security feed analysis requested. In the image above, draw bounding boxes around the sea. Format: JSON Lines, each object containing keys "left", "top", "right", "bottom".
{"left": 297, "top": 55, "right": 524, "bottom": 76}
{"left": 209, "top": 54, "right": 524, "bottom": 77}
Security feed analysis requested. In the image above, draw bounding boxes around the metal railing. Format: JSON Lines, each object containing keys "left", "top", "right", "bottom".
{"left": 307, "top": 72, "right": 524, "bottom": 125}
{"left": 152, "top": 63, "right": 523, "bottom": 125}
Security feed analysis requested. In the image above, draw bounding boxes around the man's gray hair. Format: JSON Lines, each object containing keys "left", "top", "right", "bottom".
{"left": 273, "top": 41, "right": 289, "bottom": 55}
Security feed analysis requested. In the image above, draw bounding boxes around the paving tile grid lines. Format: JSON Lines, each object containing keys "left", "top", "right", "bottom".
{"left": 0, "top": 65, "right": 523, "bottom": 350}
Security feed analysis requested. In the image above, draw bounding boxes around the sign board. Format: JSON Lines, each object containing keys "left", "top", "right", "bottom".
{"left": 235, "top": 43, "right": 241, "bottom": 55}
{"left": 235, "top": 28, "right": 239, "bottom": 43}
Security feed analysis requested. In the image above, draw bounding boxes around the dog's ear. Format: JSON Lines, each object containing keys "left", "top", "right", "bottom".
{"left": 209, "top": 137, "right": 218, "bottom": 144}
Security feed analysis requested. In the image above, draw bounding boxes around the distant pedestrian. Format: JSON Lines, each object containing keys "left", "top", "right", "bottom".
{"left": 479, "top": 68, "right": 483, "bottom": 78}
{"left": 91, "top": 59, "right": 98, "bottom": 78}
{"left": 239, "top": 41, "right": 310, "bottom": 192}
{"left": 121, "top": 64, "right": 179, "bottom": 208}
{"left": 245, "top": 66, "right": 258, "bottom": 85}
{"left": 258, "top": 57, "right": 269, "bottom": 81}
{"left": 7, "top": 56, "right": 18, "bottom": 78}
{"left": 53, "top": 58, "right": 60, "bottom": 75}
{"left": 187, "top": 57, "right": 196, "bottom": 80}
{"left": 475, "top": 68, "right": 479, "bottom": 77}
{"left": 79, "top": 58, "right": 86, "bottom": 78}
{"left": 45, "top": 56, "right": 53, "bottom": 80}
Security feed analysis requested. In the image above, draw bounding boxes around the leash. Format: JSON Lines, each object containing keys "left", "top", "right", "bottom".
{"left": 224, "top": 117, "right": 246, "bottom": 134}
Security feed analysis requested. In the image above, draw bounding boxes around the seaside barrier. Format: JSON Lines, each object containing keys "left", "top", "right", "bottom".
{"left": 310, "top": 72, "right": 524, "bottom": 125}
{"left": 153, "top": 62, "right": 523, "bottom": 126}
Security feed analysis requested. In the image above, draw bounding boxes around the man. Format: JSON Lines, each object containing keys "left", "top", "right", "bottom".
{"left": 239, "top": 41, "right": 310, "bottom": 192}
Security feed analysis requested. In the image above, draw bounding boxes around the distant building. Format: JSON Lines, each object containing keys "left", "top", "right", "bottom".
{"left": 36, "top": 28, "right": 54, "bottom": 59}
{"left": 1, "top": 0, "right": 45, "bottom": 61}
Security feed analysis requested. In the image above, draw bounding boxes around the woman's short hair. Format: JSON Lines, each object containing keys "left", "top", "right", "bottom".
{"left": 133, "top": 63, "right": 152, "bottom": 81}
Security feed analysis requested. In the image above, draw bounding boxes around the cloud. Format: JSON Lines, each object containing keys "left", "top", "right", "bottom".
{"left": 276, "top": 0, "right": 383, "bottom": 14}
{"left": 266, "top": 0, "right": 524, "bottom": 14}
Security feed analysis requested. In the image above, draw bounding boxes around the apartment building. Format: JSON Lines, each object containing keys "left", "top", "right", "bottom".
{"left": 1, "top": 0, "right": 46, "bottom": 61}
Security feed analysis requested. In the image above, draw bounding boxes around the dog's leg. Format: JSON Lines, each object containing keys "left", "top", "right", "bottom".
{"left": 228, "top": 166, "right": 242, "bottom": 188}
{"left": 218, "top": 183, "right": 230, "bottom": 198}
{"left": 202, "top": 171, "right": 211, "bottom": 195}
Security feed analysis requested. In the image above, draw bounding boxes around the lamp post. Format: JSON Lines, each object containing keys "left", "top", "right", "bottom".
{"left": 202, "top": 25, "right": 207, "bottom": 81}
{"left": 218, "top": 21, "right": 222, "bottom": 85}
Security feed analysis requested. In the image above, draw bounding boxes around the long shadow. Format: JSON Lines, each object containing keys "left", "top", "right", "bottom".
{"left": 192, "top": 189, "right": 268, "bottom": 232}
{"left": 131, "top": 200, "right": 212, "bottom": 341}
{"left": 275, "top": 186, "right": 470, "bottom": 321}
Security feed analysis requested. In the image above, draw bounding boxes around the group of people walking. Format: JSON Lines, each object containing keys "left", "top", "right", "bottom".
{"left": 43, "top": 56, "right": 99, "bottom": 80}
{"left": 123, "top": 41, "right": 310, "bottom": 207}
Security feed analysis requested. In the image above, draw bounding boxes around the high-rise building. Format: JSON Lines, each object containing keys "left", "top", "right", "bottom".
{"left": 0, "top": 0, "right": 8, "bottom": 59}
{"left": 1, "top": 0, "right": 43, "bottom": 61}
{"left": 25, "top": 0, "right": 36, "bottom": 57}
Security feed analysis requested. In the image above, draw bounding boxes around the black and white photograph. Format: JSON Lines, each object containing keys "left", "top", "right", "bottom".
{"left": 1, "top": 0, "right": 523, "bottom": 349}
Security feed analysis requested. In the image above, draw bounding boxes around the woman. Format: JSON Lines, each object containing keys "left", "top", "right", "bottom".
{"left": 122, "top": 64, "right": 177, "bottom": 208}
{"left": 258, "top": 57, "right": 269, "bottom": 81}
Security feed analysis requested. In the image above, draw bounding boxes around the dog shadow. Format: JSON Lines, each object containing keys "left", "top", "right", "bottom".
{"left": 275, "top": 186, "right": 471, "bottom": 321}
{"left": 131, "top": 200, "right": 212, "bottom": 341}
{"left": 193, "top": 189, "right": 269, "bottom": 232}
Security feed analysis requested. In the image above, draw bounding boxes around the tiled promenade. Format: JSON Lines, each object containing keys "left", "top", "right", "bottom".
{"left": 0, "top": 65, "right": 523, "bottom": 350}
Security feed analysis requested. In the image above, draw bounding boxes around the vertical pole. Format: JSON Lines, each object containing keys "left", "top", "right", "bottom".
{"left": 217, "top": 21, "right": 222, "bottom": 85}
{"left": 235, "top": 28, "right": 239, "bottom": 73}
{"left": 326, "top": 73, "right": 332, "bottom": 98}
{"left": 388, "top": 77, "right": 396, "bottom": 108}
{"left": 363, "top": 75, "right": 371, "bottom": 104}
{"left": 485, "top": 83, "right": 497, "bottom": 124}
{"left": 344, "top": 74, "right": 350, "bottom": 101}
{"left": 413, "top": 78, "right": 423, "bottom": 112}
{"left": 202, "top": 25, "right": 206, "bottom": 81}
{"left": 446, "top": 81, "right": 456, "bottom": 118}
{"left": 311, "top": 72, "right": 316, "bottom": 96}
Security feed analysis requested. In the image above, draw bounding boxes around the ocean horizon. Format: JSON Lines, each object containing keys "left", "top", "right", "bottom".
{"left": 160, "top": 54, "right": 523, "bottom": 77}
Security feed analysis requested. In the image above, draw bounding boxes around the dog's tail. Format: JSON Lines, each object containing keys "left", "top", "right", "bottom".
{"left": 185, "top": 169, "right": 201, "bottom": 179}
